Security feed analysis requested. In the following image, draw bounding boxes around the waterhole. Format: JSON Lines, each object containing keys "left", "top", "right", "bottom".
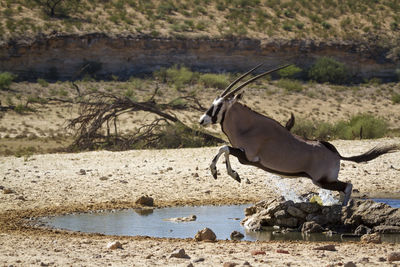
{"left": 39, "top": 199, "right": 400, "bottom": 242}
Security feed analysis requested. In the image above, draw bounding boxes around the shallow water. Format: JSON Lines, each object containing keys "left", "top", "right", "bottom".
{"left": 40, "top": 199, "right": 400, "bottom": 242}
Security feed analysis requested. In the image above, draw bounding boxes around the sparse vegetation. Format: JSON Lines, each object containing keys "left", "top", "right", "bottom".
{"left": 199, "top": 73, "right": 229, "bottom": 89}
{"left": 292, "top": 114, "right": 389, "bottom": 140}
{"left": 1, "top": 0, "right": 400, "bottom": 43}
{"left": 0, "top": 72, "right": 16, "bottom": 91}
{"left": 392, "top": 93, "right": 400, "bottom": 104}
{"left": 276, "top": 79, "right": 303, "bottom": 92}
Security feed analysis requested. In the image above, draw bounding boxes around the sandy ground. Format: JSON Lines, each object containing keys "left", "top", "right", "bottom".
{"left": 1, "top": 139, "right": 400, "bottom": 266}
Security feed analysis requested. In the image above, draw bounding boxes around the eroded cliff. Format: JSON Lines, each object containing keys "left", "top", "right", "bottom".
{"left": 0, "top": 33, "right": 397, "bottom": 80}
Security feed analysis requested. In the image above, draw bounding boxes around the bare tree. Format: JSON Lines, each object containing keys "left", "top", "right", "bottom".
{"left": 67, "top": 90, "right": 224, "bottom": 151}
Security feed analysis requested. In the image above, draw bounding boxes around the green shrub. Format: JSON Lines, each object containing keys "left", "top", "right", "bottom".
{"left": 164, "top": 65, "right": 197, "bottom": 90}
{"left": 292, "top": 114, "right": 388, "bottom": 140}
{"left": 335, "top": 114, "right": 388, "bottom": 139}
{"left": 199, "top": 73, "right": 229, "bottom": 89}
{"left": 37, "top": 78, "right": 49, "bottom": 87}
{"left": 0, "top": 72, "right": 16, "bottom": 90}
{"left": 276, "top": 78, "right": 303, "bottom": 92}
{"left": 278, "top": 65, "right": 302, "bottom": 78}
{"left": 391, "top": 93, "right": 400, "bottom": 104}
{"left": 308, "top": 57, "right": 349, "bottom": 84}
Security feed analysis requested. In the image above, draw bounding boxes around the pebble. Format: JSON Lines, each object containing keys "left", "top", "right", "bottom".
{"left": 251, "top": 250, "right": 266, "bottom": 256}
{"left": 3, "top": 188, "right": 14, "bottom": 194}
{"left": 230, "top": 231, "right": 244, "bottom": 240}
{"left": 194, "top": 228, "right": 216, "bottom": 241}
{"left": 276, "top": 249, "right": 289, "bottom": 254}
{"left": 223, "top": 262, "right": 238, "bottom": 267}
{"left": 170, "top": 248, "right": 190, "bottom": 259}
{"left": 99, "top": 176, "right": 108, "bottom": 181}
{"left": 313, "top": 244, "right": 336, "bottom": 251}
{"left": 135, "top": 195, "right": 154, "bottom": 206}
{"left": 193, "top": 257, "right": 205, "bottom": 263}
{"left": 106, "top": 241, "right": 122, "bottom": 250}
{"left": 79, "top": 169, "right": 86, "bottom": 175}
{"left": 388, "top": 252, "right": 400, "bottom": 262}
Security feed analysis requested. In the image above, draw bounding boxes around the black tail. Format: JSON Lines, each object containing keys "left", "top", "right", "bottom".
{"left": 285, "top": 113, "right": 295, "bottom": 131}
{"left": 340, "top": 144, "right": 399, "bottom": 163}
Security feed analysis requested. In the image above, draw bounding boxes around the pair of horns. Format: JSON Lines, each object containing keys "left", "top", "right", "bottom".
{"left": 220, "top": 63, "right": 292, "bottom": 98}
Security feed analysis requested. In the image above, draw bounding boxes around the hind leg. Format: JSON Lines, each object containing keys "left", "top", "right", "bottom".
{"left": 313, "top": 178, "right": 353, "bottom": 206}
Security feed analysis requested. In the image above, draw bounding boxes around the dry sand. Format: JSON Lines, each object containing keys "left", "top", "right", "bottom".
{"left": 1, "top": 138, "right": 400, "bottom": 266}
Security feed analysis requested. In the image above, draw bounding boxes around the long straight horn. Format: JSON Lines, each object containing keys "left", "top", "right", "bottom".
{"left": 220, "top": 63, "right": 264, "bottom": 97}
{"left": 224, "top": 64, "right": 292, "bottom": 99}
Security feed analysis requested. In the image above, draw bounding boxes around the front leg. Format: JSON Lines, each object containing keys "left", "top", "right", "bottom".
{"left": 210, "top": 146, "right": 241, "bottom": 182}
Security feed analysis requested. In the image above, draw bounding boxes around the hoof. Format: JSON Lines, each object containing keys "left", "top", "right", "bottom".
{"left": 210, "top": 166, "right": 217, "bottom": 179}
{"left": 232, "top": 171, "right": 241, "bottom": 183}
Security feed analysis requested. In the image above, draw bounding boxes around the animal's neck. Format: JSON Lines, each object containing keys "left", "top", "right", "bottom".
{"left": 221, "top": 102, "right": 256, "bottom": 144}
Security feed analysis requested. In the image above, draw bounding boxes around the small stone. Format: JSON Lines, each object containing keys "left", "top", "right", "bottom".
{"left": 313, "top": 244, "right": 336, "bottom": 251}
{"left": 242, "top": 261, "right": 251, "bottom": 266}
{"left": 276, "top": 249, "right": 289, "bottom": 254}
{"left": 230, "top": 231, "right": 244, "bottom": 240}
{"left": 99, "top": 176, "right": 108, "bottom": 181}
{"left": 223, "top": 262, "right": 238, "bottom": 267}
{"left": 186, "top": 263, "right": 194, "bottom": 267}
{"left": 3, "top": 188, "right": 14, "bottom": 194}
{"left": 194, "top": 228, "right": 216, "bottom": 241}
{"left": 119, "top": 180, "right": 128, "bottom": 184}
{"left": 388, "top": 252, "right": 400, "bottom": 262}
{"left": 145, "top": 254, "right": 153, "bottom": 259}
{"left": 135, "top": 196, "right": 154, "bottom": 207}
{"left": 107, "top": 241, "right": 122, "bottom": 250}
{"left": 344, "top": 261, "right": 356, "bottom": 267}
{"left": 361, "top": 233, "right": 382, "bottom": 244}
{"left": 193, "top": 173, "right": 199, "bottom": 177}
{"left": 170, "top": 248, "right": 190, "bottom": 259}
{"left": 79, "top": 169, "right": 86, "bottom": 175}
{"left": 378, "top": 257, "right": 386, "bottom": 262}
{"left": 251, "top": 250, "right": 266, "bottom": 256}
{"left": 193, "top": 257, "right": 205, "bottom": 263}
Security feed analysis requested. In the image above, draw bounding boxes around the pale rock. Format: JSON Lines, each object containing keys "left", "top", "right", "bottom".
{"left": 360, "top": 233, "right": 382, "bottom": 244}
{"left": 107, "top": 241, "right": 122, "bottom": 250}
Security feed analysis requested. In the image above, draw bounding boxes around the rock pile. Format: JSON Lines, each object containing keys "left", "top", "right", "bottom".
{"left": 242, "top": 198, "right": 400, "bottom": 235}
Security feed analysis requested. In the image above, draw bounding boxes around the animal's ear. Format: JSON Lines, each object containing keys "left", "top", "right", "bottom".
{"left": 235, "top": 92, "right": 244, "bottom": 100}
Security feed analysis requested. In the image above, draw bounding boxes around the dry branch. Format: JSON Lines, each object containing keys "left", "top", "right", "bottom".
{"left": 67, "top": 91, "right": 224, "bottom": 151}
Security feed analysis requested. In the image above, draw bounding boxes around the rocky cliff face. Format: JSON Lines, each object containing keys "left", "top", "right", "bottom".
{"left": 0, "top": 33, "right": 396, "bottom": 80}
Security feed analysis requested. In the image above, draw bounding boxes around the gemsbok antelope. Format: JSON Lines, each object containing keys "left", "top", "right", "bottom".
{"left": 199, "top": 64, "right": 398, "bottom": 206}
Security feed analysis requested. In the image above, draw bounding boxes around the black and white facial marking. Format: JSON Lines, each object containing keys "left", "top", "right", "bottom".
{"left": 199, "top": 97, "right": 227, "bottom": 126}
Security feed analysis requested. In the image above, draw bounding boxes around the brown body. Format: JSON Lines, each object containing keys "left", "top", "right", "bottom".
{"left": 222, "top": 102, "right": 340, "bottom": 182}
